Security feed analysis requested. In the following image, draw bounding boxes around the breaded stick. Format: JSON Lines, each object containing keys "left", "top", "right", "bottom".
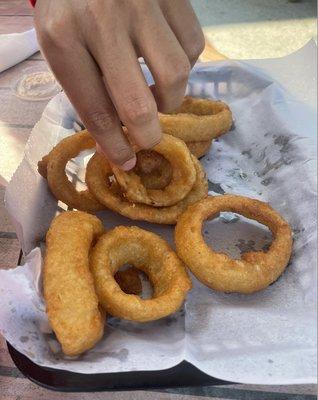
{"left": 44, "top": 211, "right": 105, "bottom": 356}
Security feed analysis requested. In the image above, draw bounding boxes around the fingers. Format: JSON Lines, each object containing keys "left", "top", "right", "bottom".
{"left": 36, "top": 37, "right": 136, "bottom": 169}
{"left": 130, "top": 3, "right": 190, "bottom": 114}
{"left": 88, "top": 29, "right": 162, "bottom": 150}
{"left": 160, "top": 0, "right": 205, "bottom": 68}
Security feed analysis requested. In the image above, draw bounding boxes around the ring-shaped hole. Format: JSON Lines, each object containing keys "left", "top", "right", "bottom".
{"left": 203, "top": 212, "right": 273, "bottom": 260}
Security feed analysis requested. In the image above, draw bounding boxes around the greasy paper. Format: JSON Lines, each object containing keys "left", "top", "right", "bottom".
{"left": 0, "top": 43, "right": 316, "bottom": 384}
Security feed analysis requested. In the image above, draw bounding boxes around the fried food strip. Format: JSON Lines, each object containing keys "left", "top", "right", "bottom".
{"left": 44, "top": 211, "right": 105, "bottom": 356}
{"left": 38, "top": 131, "right": 104, "bottom": 212}
{"left": 112, "top": 135, "right": 196, "bottom": 207}
{"left": 90, "top": 226, "right": 192, "bottom": 322}
{"left": 159, "top": 96, "right": 232, "bottom": 142}
{"left": 175, "top": 195, "right": 293, "bottom": 294}
{"left": 86, "top": 154, "right": 208, "bottom": 225}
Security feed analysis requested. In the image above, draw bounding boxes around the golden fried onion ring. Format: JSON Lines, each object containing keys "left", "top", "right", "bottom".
{"left": 159, "top": 96, "right": 232, "bottom": 142}
{"left": 41, "top": 131, "right": 104, "bottom": 212}
{"left": 112, "top": 135, "right": 196, "bottom": 207}
{"left": 86, "top": 153, "right": 208, "bottom": 224}
{"left": 186, "top": 140, "right": 212, "bottom": 159}
{"left": 175, "top": 195, "right": 293, "bottom": 294}
{"left": 44, "top": 211, "right": 105, "bottom": 356}
{"left": 90, "top": 226, "right": 192, "bottom": 322}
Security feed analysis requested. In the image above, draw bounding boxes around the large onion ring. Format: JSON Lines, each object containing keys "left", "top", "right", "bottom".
{"left": 159, "top": 96, "right": 232, "bottom": 142}
{"left": 44, "top": 211, "right": 105, "bottom": 356}
{"left": 175, "top": 195, "right": 293, "bottom": 294}
{"left": 41, "top": 131, "right": 104, "bottom": 212}
{"left": 90, "top": 226, "right": 192, "bottom": 322}
{"left": 86, "top": 153, "right": 208, "bottom": 224}
{"left": 112, "top": 135, "right": 196, "bottom": 207}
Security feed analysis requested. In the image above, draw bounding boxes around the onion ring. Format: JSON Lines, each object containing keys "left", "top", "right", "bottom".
{"left": 90, "top": 226, "right": 192, "bottom": 322}
{"left": 40, "top": 131, "right": 104, "bottom": 212}
{"left": 135, "top": 150, "right": 172, "bottom": 190}
{"left": 86, "top": 153, "right": 208, "bottom": 224}
{"left": 112, "top": 134, "right": 196, "bottom": 207}
{"left": 37, "top": 154, "right": 50, "bottom": 179}
{"left": 159, "top": 96, "right": 232, "bottom": 142}
{"left": 186, "top": 140, "right": 212, "bottom": 158}
{"left": 175, "top": 195, "right": 293, "bottom": 294}
{"left": 44, "top": 211, "right": 105, "bottom": 356}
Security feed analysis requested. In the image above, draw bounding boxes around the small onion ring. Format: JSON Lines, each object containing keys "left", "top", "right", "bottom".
{"left": 86, "top": 153, "right": 208, "bottom": 225}
{"left": 159, "top": 96, "right": 233, "bottom": 142}
{"left": 175, "top": 195, "right": 293, "bottom": 294}
{"left": 112, "top": 134, "right": 196, "bottom": 207}
{"left": 90, "top": 226, "right": 192, "bottom": 322}
{"left": 135, "top": 150, "right": 172, "bottom": 190}
{"left": 42, "top": 131, "right": 104, "bottom": 212}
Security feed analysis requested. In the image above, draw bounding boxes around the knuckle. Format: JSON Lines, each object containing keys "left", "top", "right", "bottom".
{"left": 37, "top": 18, "right": 71, "bottom": 49}
{"left": 85, "top": 0, "right": 113, "bottom": 23}
{"left": 121, "top": 96, "right": 156, "bottom": 126}
{"left": 86, "top": 110, "right": 117, "bottom": 134}
{"left": 161, "top": 58, "right": 191, "bottom": 89}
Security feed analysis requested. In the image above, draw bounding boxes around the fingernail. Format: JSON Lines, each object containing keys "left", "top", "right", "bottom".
{"left": 121, "top": 157, "right": 137, "bottom": 171}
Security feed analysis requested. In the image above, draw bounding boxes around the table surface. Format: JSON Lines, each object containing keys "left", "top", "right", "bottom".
{"left": 0, "top": 1, "right": 316, "bottom": 399}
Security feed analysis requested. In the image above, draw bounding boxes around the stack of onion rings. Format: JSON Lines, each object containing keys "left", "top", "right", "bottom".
{"left": 39, "top": 131, "right": 208, "bottom": 223}
{"left": 86, "top": 152, "right": 208, "bottom": 224}
{"left": 175, "top": 195, "right": 293, "bottom": 294}
{"left": 90, "top": 226, "right": 192, "bottom": 322}
{"left": 112, "top": 134, "right": 196, "bottom": 207}
{"left": 160, "top": 96, "right": 233, "bottom": 158}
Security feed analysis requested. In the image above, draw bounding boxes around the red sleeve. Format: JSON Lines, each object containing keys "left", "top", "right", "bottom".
{"left": 29, "top": 0, "right": 36, "bottom": 6}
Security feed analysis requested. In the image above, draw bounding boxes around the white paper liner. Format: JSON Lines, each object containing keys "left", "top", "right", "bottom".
{"left": 0, "top": 43, "right": 316, "bottom": 384}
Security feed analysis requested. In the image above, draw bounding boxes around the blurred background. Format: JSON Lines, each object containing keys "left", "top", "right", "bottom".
{"left": 191, "top": 0, "right": 317, "bottom": 59}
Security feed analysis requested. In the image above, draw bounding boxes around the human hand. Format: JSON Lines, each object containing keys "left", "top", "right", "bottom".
{"left": 34, "top": 0, "right": 204, "bottom": 169}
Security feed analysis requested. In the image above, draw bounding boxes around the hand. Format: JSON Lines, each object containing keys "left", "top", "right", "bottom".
{"left": 34, "top": 0, "right": 204, "bottom": 169}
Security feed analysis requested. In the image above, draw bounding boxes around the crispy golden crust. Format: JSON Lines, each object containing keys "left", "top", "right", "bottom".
{"left": 90, "top": 226, "right": 192, "bottom": 322}
{"left": 115, "top": 267, "right": 142, "bottom": 295}
{"left": 44, "top": 211, "right": 105, "bottom": 356}
{"left": 186, "top": 140, "right": 212, "bottom": 158}
{"left": 175, "top": 195, "right": 293, "bottom": 294}
{"left": 42, "top": 131, "right": 104, "bottom": 212}
{"left": 37, "top": 154, "right": 50, "bottom": 179}
{"left": 86, "top": 154, "right": 208, "bottom": 225}
{"left": 135, "top": 142, "right": 211, "bottom": 190}
{"left": 159, "top": 96, "right": 232, "bottom": 142}
{"left": 112, "top": 135, "right": 196, "bottom": 207}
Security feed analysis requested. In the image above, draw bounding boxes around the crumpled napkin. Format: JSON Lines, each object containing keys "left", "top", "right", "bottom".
{"left": 0, "top": 28, "right": 39, "bottom": 73}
